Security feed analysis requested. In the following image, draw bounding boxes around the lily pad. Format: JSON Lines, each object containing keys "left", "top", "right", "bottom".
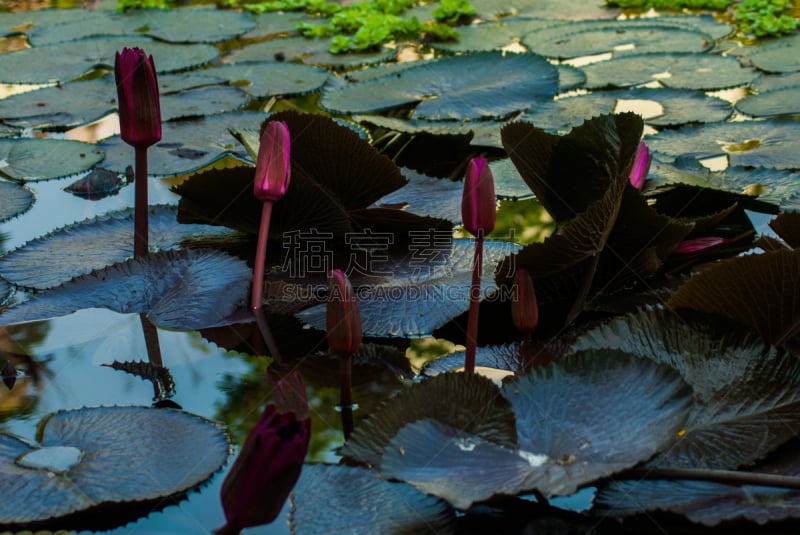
{"left": 0, "top": 180, "right": 35, "bottom": 222}
{"left": 668, "top": 249, "right": 800, "bottom": 346}
{"left": 768, "top": 211, "right": 800, "bottom": 248}
{"left": 290, "top": 464, "right": 455, "bottom": 534}
{"left": 753, "top": 72, "right": 800, "bottom": 92}
{"left": 226, "top": 36, "right": 395, "bottom": 68}
{"left": 572, "top": 309, "right": 800, "bottom": 469}
{"left": 0, "top": 36, "right": 219, "bottom": 84}
{"left": 295, "top": 239, "right": 522, "bottom": 338}
{"left": 735, "top": 86, "right": 800, "bottom": 118}
{"left": 648, "top": 121, "right": 800, "bottom": 170}
{"left": 321, "top": 51, "right": 559, "bottom": 120}
{"left": 376, "top": 169, "right": 464, "bottom": 223}
{"left": 746, "top": 33, "right": 800, "bottom": 73}
{"left": 126, "top": 7, "right": 257, "bottom": 44}
{"left": 341, "top": 371, "right": 518, "bottom": 468}
{"left": 243, "top": 12, "right": 307, "bottom": 39}
{"left": 521, "top": 88, "right": 732, "bottom": 131}
{"left": 0, "top": 406, "right": 228, "bottom": 530}
{"left": 430, "top": 17, "right": 552, "bottom": 52}
{"left": 524, "top": 24, "right": 712, "bottom": 59}
{"left": 472, "top": 0, "right": 618, "bottom": 20}
{"left": 0, "top": 138, "right": 103, "bottom": 181}
{"left": 207, "top": 62, "right": 329, "bottom": 99}
{"left": 0, "top": 205, "right": 241, "bottom": 290}
{"left": 0, "top": 248, "right": 251, "bottom": 330}
{"left": 581, "top": 53, "right": 758, "bottom": 90}
{"left": 353, "top": 115, "right": 506, "bottom": 149}
{"left": 380, "top": 351, "right": 691, "bottom": 508}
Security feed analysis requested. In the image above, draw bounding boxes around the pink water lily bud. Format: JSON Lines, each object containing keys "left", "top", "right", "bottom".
{"left": 114, "top": 47, "right": 161, "bottom": 149}
{"left": 629, "top": 141, "right": 651, "bottom": 190}
{"left": 674, "top": 236, "right": 728, "bottom": 255}
{"left": 512, "top": 268, "right": 538, "bottom": 335}
{"left": 254, "top": 121, "right": 291, "bottom": 203}
{"left": 219, "top": 404, "right": 311, "bottom": 531}
{"left": 326, "top": 269, "right": 362, "bottom": 358}
{"left": 462, "top": 157, "right": 496, "bottom": 236}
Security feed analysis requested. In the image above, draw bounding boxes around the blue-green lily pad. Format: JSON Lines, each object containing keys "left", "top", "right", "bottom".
{"left": 125, "top": 7, "right": 257, "bottom": 43}
{"left": 0, "top": 180, "right": 35, "bottom": 222}
{"left": 0, "top": 138, "right": 103, "bottom": 181}
{"left": 735, "top": 86, "right": 800, "bottom": 118}
{"left": 376, "top": 168, "right": 463, "bottom": 223}
{"left": 290, "top": 464, "right": 455, "bottom": 534}
{"left": 753, "top": 72, "right": 800, "bottom": 93}
{"left": 581, "top": 53, "right": 758, "bottom": 90}
{"left": 226, "top": 36, "right": 395, "bottom": 68}
{"left": 0, "top": 406, "right": 229, "bottom": 530}
{"left": 243, "top": 11, "right": 307, "bottom": 39}
{"left": 0, "top": 205, "right": 241, "bottom": 290}
{"left": 207, "top": 62, "right": 329, "bottom": 99}
{"left": 296, "top": 239, "right": 522, "bottom": 337}
{"left": 321, "top": 51, "right": 559, "bottom": 120}
{"left": 745, "top": 33, "right": 800, "bottom": 73}
{"left": 471, "top": 0, "right": 618, "bottom": 20}
{"left": 353, "top": 115, "right": 505, "bottom": 149}
{"left": 430, "top": 17, "right": 552, "bottom": 52}
{"left": 648, "top": 121, "right": 800, "bottom": 170}
{"left": 0, "top": 36, "right": 219, "bottom": 84}
{"left": 0, "top": 248, "right": 250, "bottom": 330}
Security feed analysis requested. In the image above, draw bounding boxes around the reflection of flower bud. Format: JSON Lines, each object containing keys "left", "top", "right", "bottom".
{"left": 254, "top": 121, "right": 291, "bottom": 203}
{"left": 114, "top": 47, "right": 162, "bottom": 149}
{"left": 326, "top": 269, "right": 362, "bottom": 358}
{"left": 462, "top": 157, "right": 496, "bottom": 236}
{"left": 512, "top": 268, "right": 538, "bottom": 335}
{"left": 674, "top": 236, "right": 727, "bottom": 255}
{"left": 629, "top": 141, "right": 651, "bottom": 190}
{"left": 220, "top": 404, "right": 310, "bottom": 531}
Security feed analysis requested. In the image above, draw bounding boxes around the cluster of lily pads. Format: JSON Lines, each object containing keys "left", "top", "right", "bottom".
{"left": 0, "top": 0, "right": 800, "bottom": 532}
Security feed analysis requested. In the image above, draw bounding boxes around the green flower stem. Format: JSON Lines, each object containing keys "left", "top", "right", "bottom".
{"left": 464, "top": 235, "right": 484, "bottom": 374}
{"left": 251, "top": 201, "right": 273, "bottom": 312}
{"left": 134, "top": 147, "right": 149, "bottom": 258}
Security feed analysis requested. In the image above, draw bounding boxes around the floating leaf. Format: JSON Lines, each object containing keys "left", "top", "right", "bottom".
{"left": 769, "top": 212, "right": 800, "bottom": 248}
{"left": 580, "top": 53, "right": 757, "bottom": 90}
{"left": 102, "top": 360, "right": 176, "bottom": 400}
{"left": 243, "top": 12, "right": 307, "bottom": 39}
{"left": 735, "top": 86, "right": 800, "bottom": 118}
{"left": 648, "top": 120, "right": 800, "bottom": 170}
{"left": 0, "top": 205, "right": 241, "bottom": 290}
{"left": 753, "top": 72, "right": 800, "bottom": 93}
{"left": 376, "top": 169, "right": 463, "bottom": 223}
{"left": 295, "top": 239, "right": 521, "bottom": 337}
{"left": 573, "top": 309, "right": 800, "bottom": 469}
{"left": 226, "top": 36, "right": 395, "bottom": 67}
{"left": 208, "top": 62, "right": 329, "bottom": 99}
{"left": 0, "top": 406, "right": 229, "bottom": 530}
{"left": 472, "top": 0, "right": 618, "bottom": 19}
{"left": 126, "top": 6, "right": 257, "bottom": 43}
{"left": 341, "top": 372, "right": 517, "bottom": 468}
{"left": 668, "top": 249, "right": 800, "bottom": 345}
{"left": 354, "top": 115, "right": 505, "bottom": 150}
{"left": 0, "top": 249, "right": 251, "bottom": 330}
{"left": 422, "top": 338, "right": 573, "bottom": 377}
{"left": 0, "top": 138, "right": 103, "bottom": 181}
{"left": 322, "top": 51, "right": 559, "bottom": 120}
{"left": 381, "top": 351, "right": 691, "bottom": 508}
{"left": 746, "top": 33, "right": 800, "bottom": 73}
{"left": 160, "top": 85, "right": 249, "bottom": 121}
{"left": 430, "top": 17, "right": 552, "bottom": 52}
{"left": 64, "top": 167, "right": 128, "bottom": 200}
{"left": 0, "top": 36, "right": 219, "bottom": 84}
{"left": 290, "top": 464, "right": 455, "bottom": 534}
{"left": 0, "top": 180, "right": 35, "bottom": 222}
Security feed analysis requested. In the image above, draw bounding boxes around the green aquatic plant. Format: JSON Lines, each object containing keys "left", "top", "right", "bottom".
{"left": 734, "top": 0, "right": 799, "bottom": 36}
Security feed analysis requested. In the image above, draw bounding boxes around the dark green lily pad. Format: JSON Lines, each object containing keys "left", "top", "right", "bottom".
{"left": 0, "top": 36, "right": 219, "bottom": 84}
{"left": 125, "top": 7, "right": 257, "bottom": 43}
{"left": 735, "top": 86, "right": 800, "bottom": 118}
{"left": 0, "top": 248, "right": 250, "bottom": 330}
{"left": 296, "top": 239, "right": 521, "bottom": 337}
{"left": 430, "top": 17, "right": 552, "bottom": 52}
{"left": 581, "top": 53, "right": 758, "bottom": 90}
{"left": 226, "top": 36, "right": 395, "bottom": 68}
{"left": 161, "top": 85, "right": 249, "bottom": 121}
{"left": 321, "top": 51, "right": 559, "bottom": 120}
{"left": 525, "top": 25, "right": 712, "bottom": 59}
{"left": 522, "top": 88, "right": 731, "bottom": 132}
{"left": 0, "top": 8, "right": 86, "bottom": 37}
{"left": 207, "top": 62, "right": 329, "bottom": 99}
{"left": 98, "top": 111, "right": 267, "bottom": 177}
{"left": 243, "top": 11, "right": 307, "bottom": 39}
{"left": 376, "top": 169, "right": 463, "bottom": 222}
{"left": 649, "top": 157, "right": 800, "bottom": 211}
{"left": 669, "top": 249, "right": 800, "bottom": 346}
{"left": 17, "top": 9, "right": 127, "bottom": 46}
{"left": 0, "top": 406, "right": 228, "bottom": 530}
{"left": 0, "top": 138, "right": 103, "bottom": 181}
{"left": 648, "top": 121, "right": 800, "bottom": 170}
{"left": 471, "top": 0, "right": 618, "bottom": 20}
{"left": 753, "top": 72, "right": 800, "bottom": 92}
{"left": 0, "top": 205, "right": 241, "bottom": 290}
{"left": 769, "top": 211, "right": 800, "bottom": 248}
{"left": 556, "top": 64, "right": 586, "bottom": 91}
{"left": 381, "top": 351, "right": 690, "bottom": 509}
{"left": 0, "top": 180, "right": 35, "bottom": 222}
{"left": 423, "top": 338, "right": 573, "bottom": 376}
{"left": 746, "top": 33, "right": 800, "bottom": 73}
{"left": 290, "top": 464, "right": 455, "bottom": 534}
{"left": 341, "top": 372, "right": 518, "bottom": 468}
{"left": 353, "top": 115, "right": 505, "bottom": 149}
{"left": 489, "top": 158, "right": 536, "bottom": 200}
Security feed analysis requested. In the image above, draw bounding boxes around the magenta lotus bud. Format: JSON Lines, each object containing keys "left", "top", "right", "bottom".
{"left": 629, "top": 141, "right": 651, "bottom": 190}
{"left": 114, "top": 47, "right": 162, "bottom": 149}
{"left": 462, "top": 157, "right": 496, "bottom": 236}
{"left": 326, "top": 269, "right": 362, "bottom": 358}
{"left": 253, "top": 121, "right": 291, "bottom": 203}
{"left": 674, "top": 236, "right": 727, "bottom": 255}
{"left": 512, "top": 268, "right": 538, "bottom": 335}
{"left": 220, "top": 404, "right": 310, "bottom": 531}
